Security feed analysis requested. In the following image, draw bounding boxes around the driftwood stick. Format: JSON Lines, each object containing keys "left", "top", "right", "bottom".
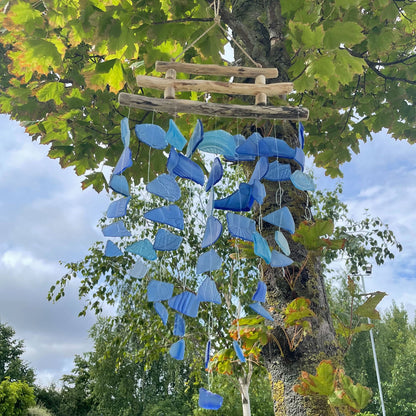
{"left": 255, "top": 74, "right": 267, "bottom": 105}
{"left": 164, "top": 68, "right": 176, "bottom": 99}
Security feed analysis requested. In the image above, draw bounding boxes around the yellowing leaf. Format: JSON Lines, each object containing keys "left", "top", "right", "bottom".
{"left": 36, "top": 82, "right": 65, "bottom": 105}
{"left": 355, "top": 291, "right": 387, "bottom": 320}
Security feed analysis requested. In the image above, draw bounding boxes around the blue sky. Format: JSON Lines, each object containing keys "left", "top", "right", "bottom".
{"left": 1, "top": 113, "right": 415, "bottom": 387}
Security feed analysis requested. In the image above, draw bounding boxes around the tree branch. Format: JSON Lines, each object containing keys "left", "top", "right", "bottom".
{"left": 152, "top": 17, "right": 214, "bottom": 25}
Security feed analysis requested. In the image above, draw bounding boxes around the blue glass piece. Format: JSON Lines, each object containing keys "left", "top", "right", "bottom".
{"left": 274, "top": 139, "right": 296, "bottom": 159}
{"left": 201, "top": 216, "right": 222, "bottom": 248}
{"left": 153, "top": 229, "right": 183, "bottom": 251}
{"left": 214, "top": 183, "right": 253, "bottom": 212}
{"left": 147, "top": 279, "right": 174, "bottom": 302}
{"left": 226, "top": 213, "right": 256, "bottom": 242}
{"left": 113, "top": 147, "right": 133, "bottom": 175}
{"left": 170, "top": 339, "right": 185, "bottom": 360}
{"left": 107, "top": 196, "right": 131, "bottom": 218}
{"left": 126, "top": 239, "right": 157, "bottom": 260}
{"left": 264, "top": 161, "right": 291, "bottom": 182}
{"left": 236, "top": 132, "right": 261, "bottom": 156}
{"left": 197, "top": 277, "right": 221, "bottom": 304}
{"left": 121, "top": 117, "right": 130, "bottom": 148}
{"left": 206, "top": 188, "right": 214, "bottom": 216}
{"left": 205, "top": 157, "right": 223, "bottom": 192}
{"left": 168, "top": 291, "right": 200, "bottom": 318}
{"left": 248, "top": 157, "right": 269, "bottom": 185}
{"left": 252, "top": 281, "right": 267, "bottom": 302}
{"left": 263, "top": 206, "right": 295, "bottom": 234}
{"left": 249, "top": 302, "right": 274, "bottom": 321}
{"left": 154, "top": 302, "right": 168, "bottom": 325}
{"left": 233, "top": 134, "right": 246, "bottom": 147}
{"left": 167, "top": 148, "right": 205, "bottom": 186}
{"left": 198, "top": 130, "right": 236, "bottom": 157}
{"left": 275, "top": 231, "right": 290, "bottom": 256}
{"left": 224, "top": 135, "right": 256, "bottom": 162}
{"left": 299, "top": 121, "right": 305, "bottom": 149}
{"left": 128, "top": 258, "right": 149, "bottom": 279}
{"left": 290, "top": 170, "right": 316, "bottom": 191}
{"left": 253, "top": 232, "right": 271, "bottom": 264}
{"left": 199, "top": 388, "right": 223, "bottom": 410}
{"left": 144, "top": 205, "right": 184, "bottom": 230}
{"left": 252, "top": 180, "right": 266, "bottom": 205}
{"left": 104, "top": 240, "right": 122, "bottom": 257}
{"left": 186, "top": 119, "right": 203, "bottom": 158}
{"left": 233, "top": 341, "right": 246, "bottom": 363}
{"left": 204, "top": 340, "right": 211, "bottom": 369}
{"left": 109, "top": 174, "right": 130, "bottom": 197}
{"left": 173, "top": 313, "right": 186, "bottom": 337}
{"left": 294, "top": 147, "right": 305, "bottom": 171}
{"left": 135, "top": 124, "right": 167, "bottom": 149}
{"left": 270, "top": 250, "right": 293, "bottom": 267}
{"left": 166, "top": 119, "right": 187, "bottom": 151}
{"left": 259, "top": 137, "right": 280, "bottom": 157}
{"left": 102, "top": 220, "right": 131, "bottom": 237}
{"left": 196, "top": 249, "right": 223, "bottom": 274}
{"left": 146, "top": 174, "right": 181, "bottom": 202}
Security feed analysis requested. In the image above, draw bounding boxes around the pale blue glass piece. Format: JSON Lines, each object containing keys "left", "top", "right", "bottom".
{"left": 146, "top": 173, "right": 181, "bottom": 202}
{"left": 166, "top": 119, "right": 187, "bottom": 151}
{"left": 235, "top": 132, "right": 261, "bottom": 156}
{"left": 126, "top": 239, "right": 157, "bottom": 260}
{"left": 249, "top": 302, "right": 274, "bottom": 321}
{"left": 198, "top": 130, "right": 236, "bottom": 157}
{"left": 253, "top": 232, "right": 271, "bottom": 264}
{"left": 113, "top": 147, "right": 133, "bottom": 175}
{"left": 170, "top": 339, "right": 185, "bottom": 360}
{"left": 252, "top": 281, "right": 267, "bottom": 302}
{"left": 167, "top": 148, "right": 204, "bottom": 186}
{"left": 173, "top": 313, "right": 186, "bottom": 337}
{"left": 205, "top": 157, "right": 223, "bottom": 192}
{"left": 299, "top": 121, "right": 305, "bottom": 149}
{"left": 201, "top": 216, "right": 222, "bottom": 248}
{"left": 104, "top": 240, "right": 122, "bottom": 257}
{"left": 121, "top": 117, "right": 130, "bottom": 148}
{"left": 197, "top": 277, "right": 221, "bottom": 304}
{"left": 168, "top": 291, "right": 200, "bottom": 318}
{"left": 102, "top": 220, "right": 131, "bottom": 237}
{"left": 233, "top": 341, "right": 246, "bottom": 363}
{"left": 252, "top": 180, "right": 266, "bottom": 205}
{"left": 135, "top": 124, "right": 167, "bottom": 149}
{"left": 196, "top": 249, "right": 222, "bottom": 274}
{"left": 186, "top": 119, "right": 203, "bottom": 158}
{"left": 264, "top": 161, "right": 291, "bottom": 182}
{"left": 128, "top": 258, "right": 149, "bottom": 279}
{"left": 154, "top": 302, "right": 168, "bottom": 325}
{"left": 275, "top": 231, "right": 290, "bottom": 256}
{"left": 206, "top": 188, "right": 214, "bottom": 216}
{"left": 153, "top": 228, "right": 182, "bottom": 251}
{"left": 274, "top": 139, "right": 296, "bottom": 159}
{"left": 294, "top": 147, "right": 305, "bottom": 171}
{"left": 290, "top": 170, "right": 316, "bottom": 191}
{"left": 248, "top": 157, "right": 269, "bottom": 184}
{"left": 270, "top": 250, "right": 293, "bottom": 267}
{"left": 263, "top": 206, "right": 295, "bottom": 234}
{"left": 226, "top": 213, "right": 256, "bottom": 242}
{"left": 224, "top": 135, "right": 256, "bottom": 162}
{"left": 109, "top": 174, "right": 130, "bottom": 197}
{"left": 214, "top": 183, "right": 253, "bottom": 212}
{"left": 204, "top": 340, "right": 211, "bottom": 369}
{"left": 144, "top": 205, "right": 184, "bottom": 230}
{"left": 107, "top": 196, "right": 131, "bottom": 218}
{"left": 147, "top": 279, "right": 174, "bottom": 302}
{"left": 198, "top": 388, "right": 223, "bottom": 410}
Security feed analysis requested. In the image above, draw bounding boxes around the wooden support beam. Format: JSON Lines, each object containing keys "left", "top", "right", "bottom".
{"left": 255, "top": 74, "right": 267, "bottom": 105}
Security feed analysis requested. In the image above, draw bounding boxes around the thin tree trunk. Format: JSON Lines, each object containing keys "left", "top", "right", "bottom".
{"left": 238, "top": 361, "right": 253, "bottom": 416}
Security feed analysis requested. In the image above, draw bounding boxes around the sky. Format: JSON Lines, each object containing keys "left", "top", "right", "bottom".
{"left": 1, "top": 113, "right": 416, "bottom": 387}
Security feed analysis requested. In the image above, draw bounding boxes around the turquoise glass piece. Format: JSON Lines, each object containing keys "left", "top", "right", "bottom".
{"left": 173, "top": 313, "right": 186, "bottom": 337}
{"left": 168, "top": 291, "right": 200, "bottom": 318}
{"left": 214, "top": 183, "right": 253, "bottom": 212}
{"left": 233, "top": 341, "right": 246, "bottom": 363}
{"left": 170, "top": 339, "right": 185, "bottom": 360}
{"left": 275, "top": 231, "right": 290, "bottom": 256}
{"left": 126, "top": 239, "right": 157, "bottom": 260}
{"left": 144, "top": 205, "right": 184, "bottom": 230}
{"left": 135, "top": 124, "right": 167, "bottom": 149}
{"left": 198, "top": 130, "right": 236, "bottom": 157}
{"left": 166, "top": 119, "right": 187, "bottom": 151}
{"left": 204, "top": 340, "right": 211, "bottom": 369}
{"left": 154, "top": 302, "right": 168, "bottom": 325}
{"left": 186, "top": 119, "right": 203, "bottom": 158}
{"left": 264, "top": 161, "right": 291, "bottom": 182}
{"left": 197, "top": 277, "right": 221, "bottom": 304}
{"left": 226, "top": 213, "right": 256, "bottom": 242}
{"left": 206, "top": 188, "right": 214, "bottom": 216}
{"left": 263, "top": 206, "right": 295, "bottom": 234}
{"left": 113, "top": 147, "right": 133, "bottom": 175}
{"left": 121, "top": 117, "right": 130, "bottom": 148}
{"left": 206, "top": 157, "right": 223, "bottom": 192}
{"left": 107, "top": 196, "right": 131, "bottom": 218}
{"left": 109, "top": 174, "right": 130, "bottom": 197}
{"left": 198, "top": 388, "right": 223, "bottom": 410}
{"left": 251, "top": 180, "right": 266, "bottom": 205}
{"left": 146, "top": 174, "right": 181, "bottom": 202}
{"left": 167, "top": 148, "right": 205, "bottom": 186}
{"left": 147, "top": 279, "right": 174, "bottom": 302}
{"left": 248, "top": 157, "right": 269, "bottom": 184}
{"left": 235, "top": 132, "right": 261, "bottom": 156}
{"left": 294, "top": 147, "right": 305, "bottom": 171}
{"left": 252, "top": 281, "right": 267, "bottom": 302}
{"left": 249, "top": 302, "right": 274, "bottom": 321}
{"left": 201, "top": 216, "right": 222, "bottom": 249}
{"left": 102, "top": 220, "right": 131, "bottom": 237}
{"left": 153, "top": 229, "right": 182, "bottom": 251}
{"left": 290, "top": 170, "right": 316, "bottom": 191}
{"left": 128, "top": 258, "right": 149, "bottom": 279}
{"left": 270, "top": 250, "right": 293, "bottom": 267}
{"left": 299, "top": 121, "right": 305, "bottom": 149}
{"left": 253, "top": 232, "right": 271, "bottom": 264}
{"left": 104, "top": 240, "right": 122, "bottom": 257}
{"left": 196, "top": 249, "right": 223, "bottom": 274}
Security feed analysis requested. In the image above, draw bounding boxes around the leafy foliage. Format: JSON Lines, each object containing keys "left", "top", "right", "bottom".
{"left": 0, "top": 378, "right": 36, "bottom": 416}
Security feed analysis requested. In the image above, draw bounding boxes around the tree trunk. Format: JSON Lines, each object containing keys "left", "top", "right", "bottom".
{"left": 238, "top": 362, "right": 253, "bottom": 416}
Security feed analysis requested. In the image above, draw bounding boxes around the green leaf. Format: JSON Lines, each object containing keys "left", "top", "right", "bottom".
{"left": 295, "top": 360, "right": 336, "bottom": 396}
{"left": 338, "top": 372, "right": 372, "bottom": 411}
{"left": 36, "top": 82, "right": 65, "bottom": 105}
{"left": 284, "top": 297, "right": 315, "bottom": 328}
{"left": 355, "top": 291, "right": 387, "bottom": 320}
{"left": 323, "top": 21, "right": 365, "bottom": 49}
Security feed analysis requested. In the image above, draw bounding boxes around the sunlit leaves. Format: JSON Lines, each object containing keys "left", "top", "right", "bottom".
{"left": 35, "top": 82, "right": 65, "bottom": 105}
{"left": 355, "top": 291, "right": 387, "bottom": 320}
